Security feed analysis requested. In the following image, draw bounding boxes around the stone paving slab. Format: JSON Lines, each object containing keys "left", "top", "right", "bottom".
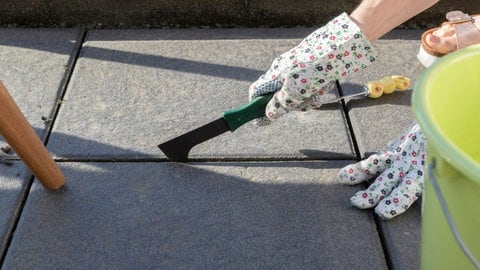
{"left": 339, "top": 30, "right": 424, "bottom": 269}
{"left": 339, "top": 32, "right": 426, "bottom": 158}
{"left": 3, "top": 161, "right": 387, "bottom": 269}
{"left": 0, "top": 162, "right": 32, "bottom": 258}
{"left": 379, "top": 202, "right": 422, "bottom": 270}
{"left": 0, "top": 28, "right": 81, "bottom": 142}
{"left": 0, "top": 28, "right": 427, "bottom": 269}
{"left": 48, "top": 29, "right": 354, "bottom": 160}
{"left": 0, "top": 28, "right": 79, "bottom": 261}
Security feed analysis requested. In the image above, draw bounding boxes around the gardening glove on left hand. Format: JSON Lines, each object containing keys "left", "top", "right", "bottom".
{"left": 338, "top": 123, "right": 427, "bottom": 219}
{"left": 248, "top": 12, "right": 378, "bottom": 125}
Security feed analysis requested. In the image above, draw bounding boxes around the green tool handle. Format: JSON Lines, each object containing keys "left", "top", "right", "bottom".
{"left": 222, "top": 93, "right": 274, "bottom": 131}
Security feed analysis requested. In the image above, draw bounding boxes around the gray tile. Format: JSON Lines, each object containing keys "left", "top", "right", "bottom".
{"left": 338, "top": 31, "right": 424, "bottom": 269}
{"left": 0, "top": 29, "right": 79, "bottom": 257}
{"left": 378, "top": 201, "right": 422, "bottom": 270}
{"left": 48, "top": 29, "right": 354, "bottom": 160}
{"left": 0, "top": 29, "right": 81, "bottom": 142}
{"left": 339, "top": 33, "right": 426, "bottom": 158}
{"left": 4, "top": 161, "right": 387, "bottom": 269}
{"left": 0, "top": 162, "right": 32, "bottom": 257}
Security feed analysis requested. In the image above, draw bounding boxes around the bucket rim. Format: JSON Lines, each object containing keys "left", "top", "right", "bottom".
{"left": 413, "top": 44, "right": 480, "bottom": 184}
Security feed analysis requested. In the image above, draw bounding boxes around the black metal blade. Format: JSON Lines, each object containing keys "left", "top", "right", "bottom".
{"left": 158, "top": 118, "right": 230, "bottom": 162}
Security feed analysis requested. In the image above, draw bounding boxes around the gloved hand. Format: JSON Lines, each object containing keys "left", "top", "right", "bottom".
{"left": 248, "top": 12, "right": 378, "bottom": 125}
{"left": 338, "top": 123, "right": 426, "bottom": 219}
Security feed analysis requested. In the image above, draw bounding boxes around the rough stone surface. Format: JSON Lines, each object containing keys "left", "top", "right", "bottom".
{"left": 339, "top": 35, "right": 426, "bottom": 158}
{"left": 0, "top": 162, "right": 31, "bottom": 257}
{"left": 379, "top": 202, "right": 422, "bottom": 270}
{"left": 0, "top": 28, "right": 80, "bottom": 142}
{"left": 0, "top": 28, "right": 427, "bottom": 269}
{"left": 339, "top": 31, "right": 424, "bottom": 269}
{"left": 3, "top": 162, "right": 387, "bottom": 269}
{"left": 48, "top": 29, "right": 354, "bottom": 160}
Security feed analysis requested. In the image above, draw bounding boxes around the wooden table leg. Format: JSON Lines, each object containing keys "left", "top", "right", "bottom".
{"left": 0, "top": 81, "right": 65, "bottom": 189}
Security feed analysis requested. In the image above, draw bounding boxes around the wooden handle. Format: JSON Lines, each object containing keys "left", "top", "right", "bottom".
{"left": 0, "top": 81, "right": 65, "bottom": 189}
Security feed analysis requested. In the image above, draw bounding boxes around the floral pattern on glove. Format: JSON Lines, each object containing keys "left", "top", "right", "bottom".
{"left": 338, "top": 122, "right": 426, "bottom": 219}
{"left": 249, "top": 12, "right": 378, "bottom": 122}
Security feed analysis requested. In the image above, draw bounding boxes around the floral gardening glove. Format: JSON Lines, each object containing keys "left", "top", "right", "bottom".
{"left": 338, "top": 123, "right": 426, "bottom": 219}
{"left": 248, "top": 12, "right": 378, "bottom": 125}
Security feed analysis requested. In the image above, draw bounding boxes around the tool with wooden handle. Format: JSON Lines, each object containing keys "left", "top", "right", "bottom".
{"left": 0, "top": 81, "right": 66, "bottom": 189}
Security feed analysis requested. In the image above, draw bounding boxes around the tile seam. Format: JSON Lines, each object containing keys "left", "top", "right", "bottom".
{"left": 43, "top": 28, "right": 88, "bottom": 146}
{"left": 337, "top": 80, "right": 394, "bottom": 269}
{"left": 0, "top": 28, "right": 88, "bottom": 267}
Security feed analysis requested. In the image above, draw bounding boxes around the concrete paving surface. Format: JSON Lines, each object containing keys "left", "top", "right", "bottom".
{"left": 0, "top": 27, "right": 426, "bottom": 269}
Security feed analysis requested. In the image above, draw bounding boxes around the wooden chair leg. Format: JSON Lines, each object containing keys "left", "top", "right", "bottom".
{"left": 0, "top": 81, "right": 65, "bottom": 189}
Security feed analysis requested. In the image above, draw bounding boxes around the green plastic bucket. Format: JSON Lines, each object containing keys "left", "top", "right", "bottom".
{"left": 413, "top": 44, "right": 480, "bottom": 270}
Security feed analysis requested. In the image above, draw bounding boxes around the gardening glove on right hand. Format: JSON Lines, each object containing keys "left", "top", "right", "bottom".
{"left": 338, "top": 123, "right": 427, "bottom": 219}
{"left": 248, "top": 12, "right": 378, "bottom": 125}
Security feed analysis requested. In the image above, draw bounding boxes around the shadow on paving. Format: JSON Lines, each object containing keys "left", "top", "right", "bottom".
{"left": 81, "top": 46, "right": 264, "bottom": 82}
{"left": 0, "top": 28, "right": 301, "bottom": 83}
{"left": 0, "top": 28, "right": 425, "bottom": 268}
{"left": 0, "top": 28, "right": 421, "bottom": 85}
{"left": 1, "top": 157, "right": 387, "bottom": 269}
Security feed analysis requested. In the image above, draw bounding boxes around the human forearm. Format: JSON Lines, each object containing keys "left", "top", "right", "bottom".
{"left": 349, "top": 0, "right": 439, "bottom": 41}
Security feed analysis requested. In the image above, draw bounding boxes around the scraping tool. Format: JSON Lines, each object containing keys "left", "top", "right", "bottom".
{"left": 159, "top": 93, "right": 274, "bottom": 162}
{"left": 159, "top": 75, "right": 410, "bottom": 162}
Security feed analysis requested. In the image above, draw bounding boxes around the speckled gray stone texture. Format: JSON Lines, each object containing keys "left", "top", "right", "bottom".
{"left": 48, "top": 29, "right": 354, "bottom": 160}
{"left": 339, "top": 31, "right": 426, "bottom": 158}
{"left": 0, "top": 29, "right": 79, "bottom": 258}
{"left": 0, "top": 162, "right": 33, "bottom": 257}
{"left": 3, "top": 161, "right": 387, "bottom": 269}
{"left": 0, "top": 29, "right": 80, "bottom": 142}
{"left": 338, "top": 31, "right": 424, "bottom": 269}
{"left": 0, "top": 28, "right": 427, "bottom": 269}
{"left": 379, "top": 202, "right": 422, "bottom": 270}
